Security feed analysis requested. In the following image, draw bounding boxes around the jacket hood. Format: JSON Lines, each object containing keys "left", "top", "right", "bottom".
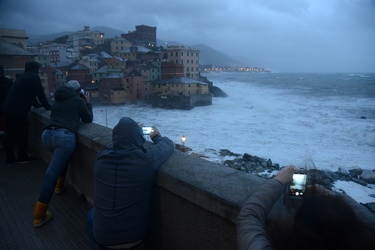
{"left": 54, "top": 86, "right": 79, "bottom": 102}
{"left": 112, "top": 117, "right": 146, "bottom": 150}
{"left": 24, "top": 61, "right": 41, "bottom": 73}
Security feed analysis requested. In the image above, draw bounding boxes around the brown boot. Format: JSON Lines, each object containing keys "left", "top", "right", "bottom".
{"left": 54, "top": 176, "right": 66, "bottom": 194}
{"left": 33, "top": 201, "right": 53, "bottom": 228}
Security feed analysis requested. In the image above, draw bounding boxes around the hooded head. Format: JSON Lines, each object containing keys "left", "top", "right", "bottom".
{"left": 112, "top": 117, "right": 146, "bottom": 150}
{"left": 65, "top": 80, "right": 82, "bottom": 92}
{"left": 24, "top": 61, "right": 41, "bottom": 73}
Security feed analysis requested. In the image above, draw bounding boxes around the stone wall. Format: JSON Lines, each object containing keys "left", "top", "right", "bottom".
{"left": 28, "top": 108, "right": 285, "bottom": 250}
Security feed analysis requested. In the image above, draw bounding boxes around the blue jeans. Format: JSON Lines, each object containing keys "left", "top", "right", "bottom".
{"left": 38, "top": 128, "right": 76, "bottom": 204}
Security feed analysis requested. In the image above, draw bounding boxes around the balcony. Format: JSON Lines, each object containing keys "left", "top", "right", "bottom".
{"left": 0, "top": 108, "right": 285, "bottom": 249}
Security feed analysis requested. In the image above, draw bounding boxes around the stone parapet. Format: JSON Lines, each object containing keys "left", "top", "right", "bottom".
{"left": 28, "top": 108, "right": 284, "bottom": 250}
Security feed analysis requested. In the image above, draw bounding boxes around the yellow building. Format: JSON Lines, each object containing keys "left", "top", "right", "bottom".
{"left": 163, "top": 46, "right": 200, "bottom": 80}
{"left": 111, "top": 37, "right": 132, "bottom": 55}
{"left": 153, "top": 77, "right": 209, "bottom": 96}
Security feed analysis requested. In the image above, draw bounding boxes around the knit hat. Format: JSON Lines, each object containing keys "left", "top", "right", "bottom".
{"left": 66, "top": 80, "right": 82, "bottom": 92}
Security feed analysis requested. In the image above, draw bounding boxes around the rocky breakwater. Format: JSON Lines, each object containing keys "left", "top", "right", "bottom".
{"left": 217, "top": 149, "right": 375, "bottom": 214}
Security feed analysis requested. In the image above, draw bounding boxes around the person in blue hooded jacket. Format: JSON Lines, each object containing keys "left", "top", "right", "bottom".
{"left": 87, "top": 117, "right": 174, "bottom": 249}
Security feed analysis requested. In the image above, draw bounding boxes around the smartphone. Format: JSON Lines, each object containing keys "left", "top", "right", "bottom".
{"left": 142, "top": 126, "right": 153, "bottom": 135}
{"left": 289, "top": 173, "right": 307, "bottom": 198}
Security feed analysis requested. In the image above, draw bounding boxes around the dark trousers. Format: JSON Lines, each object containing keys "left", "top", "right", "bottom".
{"left": 4, "top": 113, "right": 29, "bottom": 163}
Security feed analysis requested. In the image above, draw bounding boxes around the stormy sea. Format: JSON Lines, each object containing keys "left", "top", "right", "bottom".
{"left": 92, "top": 72, "right": 375, "bottom": 173}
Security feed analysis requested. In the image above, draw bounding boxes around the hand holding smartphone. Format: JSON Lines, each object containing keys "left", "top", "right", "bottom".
{"left": 289, "top": 171, "right": 307, "bottom": 199}
{"left": 142, "top": 126, "right": 153, "bottom": 135}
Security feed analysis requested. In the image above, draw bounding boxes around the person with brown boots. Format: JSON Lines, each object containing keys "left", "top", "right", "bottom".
{"left": 33, "top": 80, "right": 93, "bottom": 227}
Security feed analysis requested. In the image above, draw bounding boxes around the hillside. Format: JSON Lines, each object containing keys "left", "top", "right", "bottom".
{"left": 27, "top": 26, "right": 244, "bottom": 67}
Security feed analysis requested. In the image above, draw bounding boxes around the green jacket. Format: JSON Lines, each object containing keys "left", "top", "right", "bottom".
{"left": 44, "top": 86, "right": 93, "bottom": 133}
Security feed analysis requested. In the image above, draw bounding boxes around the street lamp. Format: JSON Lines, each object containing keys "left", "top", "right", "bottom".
{"left": 181, "top": 135, "right": 186, "bottom": 152}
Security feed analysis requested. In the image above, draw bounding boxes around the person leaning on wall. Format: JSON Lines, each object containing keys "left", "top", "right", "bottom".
{"left": 86, "top": 117, "right": 175, "bottom": 250}
{"left": 32, "top": 80, "right": 93, "bottom": 228}
{"left": 236, "top": 165, "right": 375, "bottom": 250}
{"left": 1, "top": 61, "right": 51, "bottom": 165}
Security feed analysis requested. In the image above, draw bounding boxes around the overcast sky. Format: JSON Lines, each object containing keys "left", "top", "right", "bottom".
{"left": 1, "top": 0, "right": 374, "bottom": 72}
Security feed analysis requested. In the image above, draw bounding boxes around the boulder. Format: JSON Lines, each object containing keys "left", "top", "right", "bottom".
{"left": 361, "top": 170, "right": 375, "bottom": 184}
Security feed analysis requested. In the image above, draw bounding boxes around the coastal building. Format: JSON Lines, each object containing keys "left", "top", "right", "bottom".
{"left": 161, "top": 61, "right": 184, "bottom": 79}
{"left": 137, "top": 60, "right": 161, "bottom": 100}
{"left": 121, "top": 25, "right": 157, "bottom": 49}
{"left": 67, "top": 26, "right": 105, "bottom": 59}
{"left": 67, "top": 63, "right": 92, "bottom": 89}
{"left": 0, "top": 28, "right": 28, "bottom": 49}
{"left": 0, "top": 38, "right": 36, "bottom": 80}
{"left": 39, "top": 66, "right": 67, "bottom": 101}
{"left": 163, "top": 46, "right": 200, "bottom": 80}
{"left": 99, "top": 73, "right": 126, "bottom": 105}
{"left": 151, "top": 77, "right": 211, "bottom": 109}
{"left": 116, "top": 46, "right": 151, "bottom": 61}
{"left": 39, "top": 43, "right": 73, "bottom": 64}
{"left": 34, "top": 54, "right": 51, "bottom": 67}
{"left": 80, "top": 53, "right": 100, "bottom": 73}
{"left": 106, "top": 56, "right": 126, "bottom": 71}
{"left": 111, "top": 37, "right": 132, "bottom": 54}
{"left": 124, "top": 70, "right": 144, "bottom": 103}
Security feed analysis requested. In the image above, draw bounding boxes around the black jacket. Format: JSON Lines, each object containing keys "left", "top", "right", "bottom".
{"left": 0, "top": 75, "right": 13, "bottom": 110}
{"left": 2, "top": 61, "right": 51, "bottom": 116}
{"left": 44, "top": 86, "right": 93, "bottom": 133}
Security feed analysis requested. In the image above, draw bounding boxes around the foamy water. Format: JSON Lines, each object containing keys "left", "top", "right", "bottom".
{"left": 92, "top": 72, "right": 375, "bottom": 172}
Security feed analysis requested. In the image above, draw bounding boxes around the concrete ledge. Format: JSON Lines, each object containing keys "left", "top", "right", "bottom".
{"left": 28, "top": 108, "right": 279, "bottom": 250}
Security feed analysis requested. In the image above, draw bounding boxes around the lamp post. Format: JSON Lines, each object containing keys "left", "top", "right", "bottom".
{"left": 181, "top": 135, "right": 186, "bottom": 152}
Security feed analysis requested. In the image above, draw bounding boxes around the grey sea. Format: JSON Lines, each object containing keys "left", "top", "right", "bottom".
{"left": 93, "top": 72, "right": 375, "bottom": 172}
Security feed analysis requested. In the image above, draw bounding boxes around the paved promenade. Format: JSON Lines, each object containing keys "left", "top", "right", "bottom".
{"left": 0, "top": 149, "right": 91, "bottom": 249}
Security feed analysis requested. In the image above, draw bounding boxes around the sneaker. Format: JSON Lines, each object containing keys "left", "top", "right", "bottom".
{"left": 18, "top": 156, "right": 38, "bottom": 164}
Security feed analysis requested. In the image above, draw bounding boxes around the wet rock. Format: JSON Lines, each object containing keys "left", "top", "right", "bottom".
{"left": 351, "top": 178, "right": 368, "bottom": 186}
{"left": 361, "top": 170, "right": 375, "bottom": 184}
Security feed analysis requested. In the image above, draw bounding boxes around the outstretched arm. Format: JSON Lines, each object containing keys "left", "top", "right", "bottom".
{"left": 236, "top": 166, "right": 294, "bottom": 250}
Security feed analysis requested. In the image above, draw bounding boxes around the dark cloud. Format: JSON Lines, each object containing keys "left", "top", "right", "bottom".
{"left": 1, "top": 0, "right": 374, "bottom": 72}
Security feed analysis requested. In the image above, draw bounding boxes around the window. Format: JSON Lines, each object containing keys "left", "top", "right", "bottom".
{"left": 181, "top": 52, "right": 183, "bottom": 56}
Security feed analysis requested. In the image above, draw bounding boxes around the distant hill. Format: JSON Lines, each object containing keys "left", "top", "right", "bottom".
{"left": 27, "top": 26, "right": 244, "bottom": 66}
{"left": 157, "top": 39, "right": 244, "bottom": 66}
{"left": 28, "top": 31, "right": 73, "bottom": 44}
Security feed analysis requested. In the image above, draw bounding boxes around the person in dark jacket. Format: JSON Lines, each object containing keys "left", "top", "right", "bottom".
{"left": 0, "top": 64, "right": 13, "bottom": 145}
{"left": 236, "top": 166, "right": 375, "bottom": 250}
{"left": 86, "top": 117, "right": 175, "bottom": 249}
{"left": 2, "top": 61, "right": 51, "bottom": 165}
{"left": 32, "top": 80, "right": 93, "bottom": 228}
{"left": 0, "top": 64, "right": 13, "bottom": 115}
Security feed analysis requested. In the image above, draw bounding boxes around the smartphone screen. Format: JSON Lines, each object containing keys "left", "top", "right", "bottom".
{"left": 289, "top": 173, "right": 307, "bottom": 198}
{"left": 142, "top": 126, "right": 153, "bottom": 135}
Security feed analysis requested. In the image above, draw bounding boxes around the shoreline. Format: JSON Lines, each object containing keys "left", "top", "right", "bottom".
{"left": 189, "top": 148, "right": 375, "bottom": 210}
